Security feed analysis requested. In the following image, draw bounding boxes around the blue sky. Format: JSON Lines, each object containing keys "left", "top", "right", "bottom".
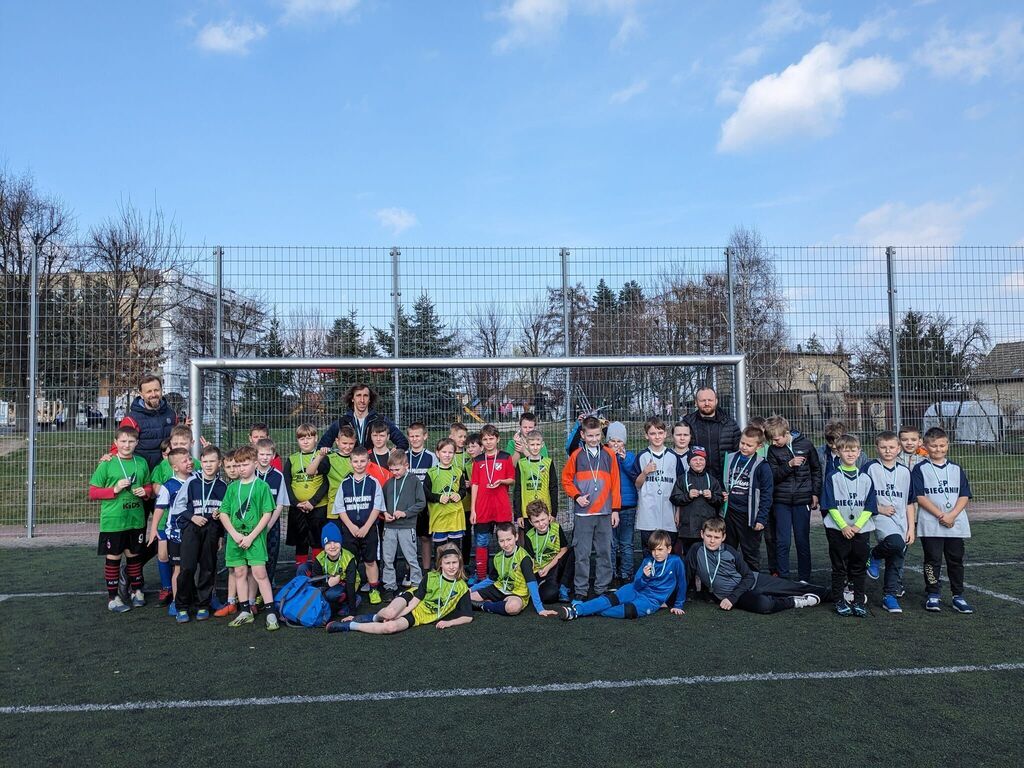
{"left": 2, "top": 0, "right": 1022, "bottom": 248}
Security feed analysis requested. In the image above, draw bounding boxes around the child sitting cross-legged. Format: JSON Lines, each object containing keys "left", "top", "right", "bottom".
{"left": 470, "top": 521, "right": 558, "bottom": 617}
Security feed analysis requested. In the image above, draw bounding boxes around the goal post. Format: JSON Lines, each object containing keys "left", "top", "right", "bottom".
{"left": 188, "top": 354, "right": 748, "bottom": 458}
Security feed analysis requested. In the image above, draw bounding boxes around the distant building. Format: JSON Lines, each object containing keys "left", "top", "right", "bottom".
{"left": 970, "top": 341, "right": 1024, "bottom": 430}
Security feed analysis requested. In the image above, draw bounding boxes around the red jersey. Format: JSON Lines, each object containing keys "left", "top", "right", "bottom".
{"left": 471, "top": 450, "right": 515, "bottom": 524}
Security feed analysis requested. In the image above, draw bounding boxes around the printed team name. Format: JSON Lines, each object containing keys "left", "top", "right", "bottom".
{"left": 921, "top": 482, "right": 956, "bottom": 495}
{"left": 835, "top": 494, "right": 864, "bottom": 508}
{"left": 345, "top": 495, "right": 373, "bottom": 506}
{"left": 878, "top": 483, "right": 905, "bottom": 500}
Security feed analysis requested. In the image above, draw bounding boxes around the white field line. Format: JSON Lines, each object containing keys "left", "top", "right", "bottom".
{"left": 902, "top": 565, "right": 1024, "bottom": 606}
{"left": 0, "top": 591, "right": 103, "bottom": 602}
{"left": 3, "top": 662, "right": 1023, "bottom": 715}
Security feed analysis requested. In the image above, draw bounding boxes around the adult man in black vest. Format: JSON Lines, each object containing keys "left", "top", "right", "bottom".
{"left": 319, "top": 383, "right": 408, "bottom": 451}
{"left": 682, "top": 386, "right": 741, "bottom": 482}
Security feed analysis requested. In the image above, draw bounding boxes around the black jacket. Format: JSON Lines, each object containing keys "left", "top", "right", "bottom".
{"left": 682, "top": 409, "right": 741, "bottom": 480}
{"left": 669, "top": 468, "right": 724, "bottom": 538}
{"left": 318, "top": 409, "right": 408, "bottom": 451}
{"left": 765, "top": 431, "right": 821, "bottom": 506}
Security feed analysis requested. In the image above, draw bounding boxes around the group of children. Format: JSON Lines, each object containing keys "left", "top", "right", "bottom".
{"left": 89, "top": 409, "right": 976, "bottom": 636}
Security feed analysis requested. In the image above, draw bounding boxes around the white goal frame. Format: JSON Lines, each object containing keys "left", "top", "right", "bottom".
{"left": 188, "top": 354, "right": 747, "bottom": 457}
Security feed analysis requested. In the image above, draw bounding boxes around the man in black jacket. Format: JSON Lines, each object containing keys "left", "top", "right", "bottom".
{"left": 319, "top": 383, "right": 408, "bottom": 451}
{"left": 682, "top": 387, "right": 740, "bottom": 483}
{"left": 764, "top": 415, "right": 822, "bottom": 583}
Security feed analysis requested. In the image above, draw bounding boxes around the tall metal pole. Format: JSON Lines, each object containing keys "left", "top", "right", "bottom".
{"left": 560, "top": 248, "right": 571, "bottom": 432}
{"left": 726, "top": 246, "right": 738, "bottom": 420}
{"left": 886, "top": 246, "right": 902, "bottom": 429}
{"left": 26, "top": 237, "right": 41, "bottom": 538}
{"left": 390, "top": 247, "right": 401, "bottom": 426}
{"left": 214, "top": 246, "right": 223, "bottom": 446}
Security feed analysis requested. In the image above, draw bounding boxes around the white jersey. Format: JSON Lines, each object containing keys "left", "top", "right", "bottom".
{"left": 863, "top": 460, "right": 911, "bottom": 539}
{"left": 912, "top": 460, "right": 972, "bottom": 538}
{"left": 634, "top": 447, "right": 678, "bottom": 532}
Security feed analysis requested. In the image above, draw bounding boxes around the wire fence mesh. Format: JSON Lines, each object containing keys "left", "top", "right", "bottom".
{"left": 2, "top": 243, "right": 1022, "bottom": 535}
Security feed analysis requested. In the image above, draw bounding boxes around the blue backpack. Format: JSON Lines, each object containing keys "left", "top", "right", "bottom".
{"left": 274, "top": 574, "right": 331, "bottom": 628}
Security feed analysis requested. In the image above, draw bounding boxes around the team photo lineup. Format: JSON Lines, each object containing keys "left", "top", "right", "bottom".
{"left": 95, "top": 375, "right": 975, "bottom": 634}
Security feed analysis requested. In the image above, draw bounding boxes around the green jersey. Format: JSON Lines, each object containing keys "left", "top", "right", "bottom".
{"left": 90, "top": 455, "right": 151, "bottom": 533}
{"left": 505, "top": 438, "right": 549, "bottom": 459}
{"left": 220, "top": 478, "right": 274, "bottom": 535}
{"left": 150, "top": 456, "right": 201, "bottom": 486}
{"left": 408, "top": 571, "right": 471, "bottom": 626}
{"left": 325, "top": 452, "right": 353, "bottom": 518}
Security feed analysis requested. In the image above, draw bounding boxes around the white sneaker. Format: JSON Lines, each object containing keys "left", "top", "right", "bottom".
{"left": 108, "top": 596, "right": 131, "bottom": 613}
{"left": 842, "top": 584, "right": 854, "bottom": 603}
{"left": 793, "top": 593, "right": 821, "bottom": 609}
{"left": 131, "top": 589, "right": 146, "bottom": 607}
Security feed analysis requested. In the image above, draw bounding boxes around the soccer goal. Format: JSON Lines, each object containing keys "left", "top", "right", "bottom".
{"left": 188, "top": 354, "right": 748, "bottom": 454}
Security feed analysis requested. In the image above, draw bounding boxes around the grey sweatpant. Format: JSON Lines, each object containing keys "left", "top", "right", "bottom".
{"left": 572, "top": 513, "right": 613, "bottom": 597}
{"left": 382, "top": 527, "right": 421, "bottom": 590}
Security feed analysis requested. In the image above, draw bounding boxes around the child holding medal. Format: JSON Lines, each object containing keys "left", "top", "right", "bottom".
{"left": 327, "top": 545, "right": 473, "bottom": 634}
{"left": 633, "top": 417, "right": 678, "bottom": 556}
{"left": 911, "top": 427, "right": 975, "bottom": 613}
{"left": 469, "top": 522, "right": 557, "bottom": 617}
{"left": 470, "top": 424, "right": 516, "bottom": 583}
{"left": 670, "top": 445, "right": 724, "bottom": 554}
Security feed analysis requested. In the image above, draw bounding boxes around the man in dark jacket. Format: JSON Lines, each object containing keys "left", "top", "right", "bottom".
{"left": 764, "top": 415, "right": 822, "bottom": 582}
{"left": 682, "top": 387, "right": 741, "bottom": 482}
{"left": 111, "top": 375, "right": 180, "bottom": 469}
{"left": 319, "top": 383, "right": 408, "bottom": 451}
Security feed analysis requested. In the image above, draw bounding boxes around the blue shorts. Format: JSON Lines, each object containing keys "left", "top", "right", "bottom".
{"left": 432, "top": 530, "right": 465, "bottom": 543}
{"left": 156, "top": 529, "right": 168, "bottom": 542}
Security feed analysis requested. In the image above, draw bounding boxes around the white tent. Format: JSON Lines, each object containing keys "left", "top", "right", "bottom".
{"left": 922, "top": 400, "right": 1005, "bottom": 444}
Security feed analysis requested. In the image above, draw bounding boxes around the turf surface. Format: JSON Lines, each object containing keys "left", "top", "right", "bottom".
{"left": 2, "top": 521, "right": 1022, "bottom": 767}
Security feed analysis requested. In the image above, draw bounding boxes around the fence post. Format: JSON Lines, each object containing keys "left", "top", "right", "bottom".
{"left": 726, "top": 246, "right": 737, "bottom": 418}
{"left": 391, "top": 247, "right": 401, "bottom": 426}
{"left": 560, "top": 247, "right": 571, "bottom": 432}
{"left": 214, "top": 246, "right": 224, "bottom": 446}
{"left": 25, "top": 236, "right": 41, "bottom": 538}
{"left": 886, "top": 246, "right": 902, "bottom": 429}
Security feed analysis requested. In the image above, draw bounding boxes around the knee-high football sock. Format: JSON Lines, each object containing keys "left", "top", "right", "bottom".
{"left": 126, "top": 557, "right": 144, "bottom": 590}
{"left": 475, "top": 547, "right": 488, "bottom": 580}
{"left": 157, "top": 559, "right": 173, "bottom": 590}
{"left": 104, "top": 561, "right": 120, "bottom": 598}
{"left": 295, "top": 553, "right": 308, "bottom": 566}
{"left": 575, "top": 594, "right": 615, "bottom": 617}
{"left": 480, "top": 601, "right": 509, "bottom": 615}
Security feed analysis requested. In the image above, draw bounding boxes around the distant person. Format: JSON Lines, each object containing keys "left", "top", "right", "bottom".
{"left": 319, "top": 384, "right": 407, "bottom": 451}
{"left": 682, "top": 387, "right": 740, "bottom": 482}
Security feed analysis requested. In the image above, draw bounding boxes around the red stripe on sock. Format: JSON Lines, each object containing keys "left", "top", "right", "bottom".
{"left": 475, "top": 547, "right": 488, "bottom": 580}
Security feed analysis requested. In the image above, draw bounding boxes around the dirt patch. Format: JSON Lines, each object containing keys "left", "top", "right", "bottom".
{"left": 0, "top": 438, "right": 25, "bottom": 458}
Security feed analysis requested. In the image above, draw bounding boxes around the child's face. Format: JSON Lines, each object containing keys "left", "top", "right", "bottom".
{"left": 297, "top": 433, "right": 317, "bottom": 452}
{"left": 673, "top": 425, "right": 691, "bottom": 450}
{"left": 496, "top": 529, "right": 517, "bottom": 554}
{"left": 900, "top": 432, "right": 921, "bottom": 453}
{"left": 449, "top": 429, "right": 467, "bottom": 448}
{"left": 200, "top": 454, "right": 221, "bottom": 478}
{"left": 170, "top": 453, "right": 192, "bottom": 476}
{"left": 114, "top": 433, "right": 138, "bottom": 457}
{"left": 582, "top": 427, "right": 602, "bottom": 448}
{"left": 520, "top": 418, "right": 536, "bottom": 435}
{"left": 235, "top": 458, "right": 256, "bottom": 480}
{"left": 170, "top": 435, "right": 192, "bottom": 451}
{"left": 350, "top": 454, "right": 369, "bottom": 474}
{"left": 529, "top": 511, "right": 550, "bottom": 533}
{"left": 408, "top": 428, "right": 426, "bottom": 450}
{"left": 324, "top": 541, "right": 342, "bottom": 559}
{"left": 876, "top": 438, "right": 899, "bottom": 464}
{"left": 925, "top": 437, "right": 949, "bottom": 462}
{"left": 371, "top": 429, "right": 389, "bottom": 449}
{"left": 701, "top": 528, "right": 725, "bottom": 551}
{"left": 481, "top": 433, "right": 498, "bottom": 452}
{"left": 257, "top": 447, "right": 274, "bottom": 468}
{"left": 606, "top": 438, "right": 625, "bottom": 455}
{"left": 738, "top": 435, "right": 760, "bottom": 456}
{"left": 223, "top": 460, "right": 238, "bottom": 479}
{"left": 437, "top": 444, "right": 455, "bottom": 466}
{"left": 249, "top": 429, "right": 268, "bottom": 446}
{"left": 689, "top": 455, "right": 706, "bottom": 472}
{"left": 439, "top": 553, "right": 462, "bottom": 580}
{"left": 336, "top": 436, "right": 356, "bottom": 456}
{"left": 526, "top": 437, "right": 544, "bottom": 458}
{"left": 650, "top": 542, "right": 671, "bottom": 562}
{"left": 467, "top": 441, "right": 482, "bottom": 458}
{"left": 838, "top": 445, "right": 861, "bottom": 467}
{"left": 770, "top": 433, "right": 789, "bottom": 448}
{"left": 390, "top": 461, "right": 408, "bottom": 479}
{"left": 646, "top": 426, "right": 666, "bottom": 448}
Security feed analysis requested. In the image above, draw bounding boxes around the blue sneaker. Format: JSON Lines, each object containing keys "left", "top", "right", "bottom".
{"left": 130, "top": 589, "right": 145, "bottom": 608}
{"left": 925, "top": 595, "right": 941, "bottom": 612}
{"left": 951, "top": 595, "right": 974, "bottom": 614}
{"left": 195, "top": 609, "right": 210, "bottom": 621}
{"left": 175, "top": 610, "right": 190, "bottom": 624}
{"left": 571, "top": 599, "right": 584, "bottom": 608}
{"left": 866, "top": 557, "right": 881, "bottom": 580}
{"left": 107, "top": 596, "right": 131, "bottom": 614}
{"left": 558, "top": 585, "right": 571, "bottom": 603}
{"left": 167, "top": 603, "right": 178, "bottom": 617}
{"left": 882, "top": 594, "right": 902, "bottom": 613}
{"left": 850, "top": 601, "right": 868, "bottom": 618}
{"left": 834, "top": 600, "right": 852, "bottom": 617}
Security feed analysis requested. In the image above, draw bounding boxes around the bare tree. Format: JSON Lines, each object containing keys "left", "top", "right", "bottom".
{"left": 284, "top": 310, "right": 328, "bottom": 422}
{"left": 465, "top": 303, "right": 511, "bottom": 408}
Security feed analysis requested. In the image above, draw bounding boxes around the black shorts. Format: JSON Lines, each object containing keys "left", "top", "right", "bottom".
{"left": 167, "top": 540, "right": 182, "bottom": 563}
{"left": 416, "top": 509, "right": 430, "bottom": 538}
{"left": 97, "top": 529, "right": 145, "bottom": 557}
{"left": 286, "top": 506, "right": 327, "bottom": 548}
{"left": 474, "top": 584, "right": 508, "bottom": 602}
{"left": 342, "top": 526, "right": 380, "bottom": 563}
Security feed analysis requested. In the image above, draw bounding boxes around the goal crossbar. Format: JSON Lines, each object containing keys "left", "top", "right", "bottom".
{"left": 188, "top": 354, "right": 747, "bottom": 455}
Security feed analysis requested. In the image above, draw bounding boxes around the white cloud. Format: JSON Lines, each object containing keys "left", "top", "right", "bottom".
{"left": 611, "top": 11, "right": 642, "bottom": 48}
{"left": 915, "top": 19, "right": 1024, "bottom": 82}
{"left": 731, "top": 46, "right": 764, "bottom": 68}
{"left": 718, "top": 24, "right": 902, "bottom": 152}
{"left": 964, "top": 102, "right": 991, "bottom": 121}
{"left": 195, "top": 21, "right": 267, "bottom": 55}
{"left": 376, "top": 208, "right": 418, "bottom": 235}
{"left": 609, "top": 78, "right": 648, "bottom": 104}
{"left": 1001, "top": 271, "right": 1024, "bottom": 292}
{"left": 757, "top": 0, "right": 828, "bottom": 38}
{"left": 279, "top": 0, "right": 360, "bottom": 24}
{"left": 493, "top": 0, "right": 641, "bottom": 52}
{"left": 850, "top": 191, "right": 991, "bottom": 246}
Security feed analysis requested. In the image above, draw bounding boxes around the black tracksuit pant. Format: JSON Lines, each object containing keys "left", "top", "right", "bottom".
{"left": 825, "top": 528, "right": 869, "bottom": 604}
{"left": 176, "top": 522, "right": 220, "bottom": 611}
{"left": 734, "top": 574, "right": 831, "bottom": 614}
{"left": 921, "top": 536, "right": 966, "bottom": 597}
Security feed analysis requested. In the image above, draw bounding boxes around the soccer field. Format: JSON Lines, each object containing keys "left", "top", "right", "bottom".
{"left": 2, "top": 521, "right": 1023, "bottom": 768}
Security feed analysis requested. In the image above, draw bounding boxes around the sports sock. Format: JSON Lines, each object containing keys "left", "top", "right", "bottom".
{"left": 575, "top": 595, "right": 613, "bottom": 617}
{"left": 157, "top": 559, "right": 173, "bottom": 590}
{"left": 125, "top": 557, "right": 144, "bottom": 590}
{"left": 104, "top": 561, "right": 120, "bottom": 598}
{"left": 295, "top": 553, "right": 308, "bottom": 566}
{"left": 480, "top": 600, "right": 509, "bottom": 615}
{"left": 475, "top": 547, "right": 488, "bottom": 580}
{"left": 353, "top": 613, "right": 377, "bottom": 623}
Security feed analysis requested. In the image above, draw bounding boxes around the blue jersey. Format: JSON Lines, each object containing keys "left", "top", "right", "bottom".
{"left": 182, "top": 475, "right": 227, "bottom": 528}
{"left": 157, "top": 475, "right": 194, "bottom": 542}
{"left": 631, "top": 554, "right": 687, "bottom": 610}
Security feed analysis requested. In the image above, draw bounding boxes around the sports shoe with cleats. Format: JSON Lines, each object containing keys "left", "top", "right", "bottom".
{"left": 557, "top": 604, "right": 578, "bottom": 621}
{"left": 214, "top": 602, "right": 238, "bottom": 618}
{"left": 369, "top": 588, "right": 382, "bottom": 605}
{"left": 866, "top": 557, "right": 881, "bottom": 580}
{"left": 850, "top": 601, "right": 868, "bottom": 618}
{"left": 925, "top": 595, "right": 941, "bottom": 612}
{"left": 228, "top": 611, "right": 254, "bottom": 627}
{"left": 131, "top": 589, "right": 146, "bottom": 608}
{"left": 108, "top": 596, "right": 131, "bottom": 614}
{"left": 265, "top": 613, "right": 280, "bottom": 631}
{"left": 834, "top": 600, "right": 853, "bottom": 617}
{"left": 175, "top": 610, "right": 190, "bottom": 624}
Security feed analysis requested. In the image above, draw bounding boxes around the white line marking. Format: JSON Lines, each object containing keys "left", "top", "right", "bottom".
{"left": 962, "top": 561, "right": 1024, "bottom": 568}
{"left": 0, "top": 591, "right": 103, "bottom": 602}
{"left": 902, "top": 565, "right": 1024, "bottom": 606}
{"left": 3, "top": 662, "right": 1023, "bottom": 715}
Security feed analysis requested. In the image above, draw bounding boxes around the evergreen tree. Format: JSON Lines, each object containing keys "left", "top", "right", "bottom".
{"left": 239, "top": 317, "right": 293, "bottom": 427}
{"left": 323, "top": 310, "right": 376, "bottom": 412}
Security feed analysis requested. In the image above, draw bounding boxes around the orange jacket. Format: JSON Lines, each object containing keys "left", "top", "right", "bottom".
{"left": 561, "top": 445, "right": 621, "bottom": 515}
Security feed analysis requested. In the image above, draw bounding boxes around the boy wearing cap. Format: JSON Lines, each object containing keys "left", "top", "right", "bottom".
{"left": 605, "top": 421, "right": 638, "bottom": 586}
{"left": 670, "top": 446, "right": 724, "bottom": 554}
{"left": 301, "top": 522, "right": 359, "bottom": 616}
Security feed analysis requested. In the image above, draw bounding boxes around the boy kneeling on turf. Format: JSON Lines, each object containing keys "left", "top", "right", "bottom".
{"left": 300, "top": 522, "right": 359, "bottom": 616}
{"left": 327, "top": 544, "right": 473, "bottom": 634}
{"left": 686, "top": 517, "right": 828, "bottom": 614}
{"left": 558, "top": 529, "right": 685, "bottom": 621}
{"left": 470, "top": 521, "right": 557, "bottom": 617}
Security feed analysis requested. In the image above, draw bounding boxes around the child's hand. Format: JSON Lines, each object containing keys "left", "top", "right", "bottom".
{"left": 516, "top": 518, "right": 524, "bottom": 528}
{"left": 879, "top": 504, "right": 895, "bottom": 517}
{"left": 689, "top": 488, "right": 699, "bottom": 498}
{"left": 754, "top": 522, "right": 764, "bottom": 531}
{"left": 232, "top": 533, "right": 243, "bottom": 545}
{"left": 643, "top": 562, "right": 654, "bottom": 578}
{"left": 789, "top": 456, "right": 805, "bottom": 467}
{"left": 670, "top": 607, "right": 685, "bottom": 616}
{"left": 470, "top": 511, "right": 477, "bottom": 525}
{"left": 191, "top": 515, "right": 207, "bottom": 527}
{"left": 644, "top": 461, "right": 657, "bottom": 475}
{"left": 132, "top": 487, "right": 147, "bottom": 498}
{"left": 396, "top": 511, "right": 406, "bottom": 519}
{"left": 199, "top": 436, "right": 210, "bottom": 448}
{"left": 842, "top": 525, "right": 856, "bottom": 539}
{"left": 328, "top": 575, "right": 341, "bottom": 587}
{"left": 702, "top": 489, "right": 712, "bottom": 499}
{"left": 905, "top": 530, "right": 916, "bottom": 546}
{"left": 719, "top": 598, "right": 733, "bottom": 611}
{"left": 100, "top": 453, "right": 114, "bottom": 463}
{"left": 722, "top": 491, "right": 729, "bottom": 500}
{"left": 113, "top": 478, "right": 132, "bottom": 493}
{"left": 146, "top": 529, "right": 157, "bottom": 546}
{"left": 298, "top": 501, "right": 313, "bottom": 512}
{"left": 538, "top": 609, "right": 558, "bottom": 618}
{"left": 318, "top": 447, "right": 330, "bottom": 456}
{"left": 576, "top": 494, "right": 590, "bottom": 508}
{"left": 811, "top": 495, "right": 819, "bottom": 509}
{"left": 450, "top": 492, "right": 460, "bottom": 502}
{"left": 384, "top": 512, "right": 395, "bottom": 523}
{"left": 240, "top": 535, "right": 252, "bottom": 549}
{"left": 440, "top": 493, "right": 450, "bottom": 504}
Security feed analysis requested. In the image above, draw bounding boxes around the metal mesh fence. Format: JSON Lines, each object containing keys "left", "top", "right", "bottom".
{"left": 2, "top": 243, "right": 1022, "bottom": 535}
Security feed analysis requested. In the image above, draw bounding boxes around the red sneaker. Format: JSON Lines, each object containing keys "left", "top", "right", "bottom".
{"left": 213, "top": 603, "right": 238, "bottom": 618}
{"left": 158, "top": 588, "right": 172, "bottom": 605}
